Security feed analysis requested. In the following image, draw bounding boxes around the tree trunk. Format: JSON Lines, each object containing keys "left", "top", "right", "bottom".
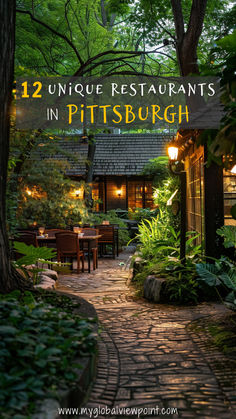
{"left": 0, "top": 1, "right": 28, "bottom": 292}
{"left": 171, "top": 0, "right": 207, "bottom": 76}
{"left": 177, "top": 39, "right": 200, "bottom": 76}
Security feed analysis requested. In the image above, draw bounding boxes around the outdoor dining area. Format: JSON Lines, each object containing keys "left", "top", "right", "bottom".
{"left": 13, "top": 223, "right": 119, "bottom": 274}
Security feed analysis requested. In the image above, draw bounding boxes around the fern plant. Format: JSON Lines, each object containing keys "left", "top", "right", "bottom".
{"left": 13, "top": 242, "right": 68, "bottom": 285}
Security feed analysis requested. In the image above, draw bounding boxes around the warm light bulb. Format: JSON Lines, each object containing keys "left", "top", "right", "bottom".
{"left": 231, "top": 164, "right": 236, "bottom": 174}
{"left": 75, "top": 189, "right": 82, "bottom": 197}
{"left": 117, "top": 189, "right": 122, "bottom": 197}
{"left": 168, "top": 146, "right": 179, "bottom": 161}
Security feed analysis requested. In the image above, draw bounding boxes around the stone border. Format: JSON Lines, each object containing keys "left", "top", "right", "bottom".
{"left": 188, "top": 315, "right": 236, "bottom": 414}
{"left": 33, "top": 293, "right": 98, "bottom": 419}
{"left": 34, "top": 268, "right": 59, "bottom": 290}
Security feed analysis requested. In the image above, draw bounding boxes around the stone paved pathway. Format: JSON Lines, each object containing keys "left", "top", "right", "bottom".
{"left": 57, "top": 248, "right": 236, "bottom": 419}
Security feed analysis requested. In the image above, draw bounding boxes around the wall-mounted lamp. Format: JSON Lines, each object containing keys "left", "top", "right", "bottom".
{"left": 231, "top": 164, "right": 236, "bottom": 174}
{"left": 75, "top": 188, "right": 83, "bottom": 198}
{"left": 26, "top": 189, "right": 32, "bottom": 196}
{"left": 168, "top": 146, "right": 179, "bottom": 161}
{"left": 117, "top": 189, "right": 122, "bottom": 197}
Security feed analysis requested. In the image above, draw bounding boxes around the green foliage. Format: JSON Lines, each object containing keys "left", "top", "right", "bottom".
{"left": 131, "top": 208, "right": 202, "bottom": 304}
{"left": 0, "top": 291, "right": 97, "bottom": 418}
{"left": 8, "top": 128, "right": 90, "bottom": 232}
{"left": 231, "top": 204, "right": 236, "bottom": 220}
{"left": 85, "top": 210, "right": 130, "bottom": 247}
{"left": 14, "top": 242, "right": 56, "bottom": 266}
{"left": 17, "top": 158, "right": 89, "bottom": 229}
{"left": 134, "top": 209, "right": 201, "bottom": 262}
{"left": 198, "top": 30, "right": 236, "bottom": 168}
{"left": 141, "top": 156, "right": 170, "bottom": 187}
{"left": 162, "top": 277, "right": 200, "bottom": 305}
{"left": 128, "top": 207, "right": 158, "bottom": 223}
{"left": 16, "top": 0, "right": 114, "bottom": 76}
{"left": 153, "top": 177, "right": 180, "bottom": 232}
{"left": 141, "top": 155, "right": 181, "bottom": 231}
{"left": 196, "top": 257, "right": 236, "bottom": 310}
{"left": 216, "top": 225, "right": 236, "bottom": 249}
{"left": 208, "top": 324, "right": 236, "bottom": 357}
{"left": 12, "top": 242, "right": 69, "bottom": 284}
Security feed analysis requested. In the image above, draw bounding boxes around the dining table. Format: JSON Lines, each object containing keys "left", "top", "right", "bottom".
{"left": 37, "top": 234, "right": 102, "bottom": 273}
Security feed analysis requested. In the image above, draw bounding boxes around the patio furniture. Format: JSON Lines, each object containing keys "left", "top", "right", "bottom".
{"left": 15, "top": 231, "right": 38, "bottom": 246}
{"left": 81, "top": 228, "right": 99, "bottom": 270}
{"left": 95, "top": 225, "right": 117, "bottom": 259}
{"left": 13, "top": 231, "right": 38, "bottom": 260}
{"left": 37, "top": 234, "right": 101, "bottom": 273}
{"left": 43, "top": 229, "right": 69, "bottom": 248}
{"left": 55, "top": 231, "right": 84, "bottom": 274}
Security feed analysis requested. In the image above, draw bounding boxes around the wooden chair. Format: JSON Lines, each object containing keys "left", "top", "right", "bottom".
{"left": 55, "top": 232, "right": 84, "bottom": 274}
{"left": 81, "top": 228, "right": 99, "bottom": 270}
{"left": 95, "top": 225, "right": 116, "bottom": 259}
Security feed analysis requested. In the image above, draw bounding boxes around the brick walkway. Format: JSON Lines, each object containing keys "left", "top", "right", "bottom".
{"left": 57, "top": 247, "right": 236, "bottom": 419}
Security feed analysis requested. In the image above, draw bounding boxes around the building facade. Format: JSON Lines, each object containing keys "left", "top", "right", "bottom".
{"left": 173, "top": 131, "right": 236, "bottom": 258}
{"left": 53, "top": 133, "right": 171, "bottom": 211}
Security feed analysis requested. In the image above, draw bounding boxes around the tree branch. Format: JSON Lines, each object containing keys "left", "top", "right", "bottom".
{"left": 73, "top": 46, "right": 167, "bottom": 76}
{"left": 64, "top": 0, "right": 73, "bottom": 43}
{"left": 16, "top": 8, "right": 84, "bottom": 65}
{"left": 158, "top": 19, "right": 176, "bottom": 41}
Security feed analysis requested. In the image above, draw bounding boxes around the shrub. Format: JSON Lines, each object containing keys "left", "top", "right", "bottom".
{"left": 86, "top": 210, "right": 130, "bottom": 247}
{"left": 13, "top": 242, "right": 69, "bottom": 285}
{"left": 128, "top": 207, "right": 159, "bottom": 223}
{"left": 0, "top": 291, "right": 97, "bottom": 418}
{"left": 153, "top": 177, "right": 180, "bottom": 232}
{"left": 196, "top": 256, "right": 236, "bottom": 310}
{"left": 134, "top": 209, "right": 201, "bottom": 262}
{"left": 131, "top": 212, "right": 203, "bottom": 304}
{"left": 161, "top": 277, "right": 200, "bottom": 305}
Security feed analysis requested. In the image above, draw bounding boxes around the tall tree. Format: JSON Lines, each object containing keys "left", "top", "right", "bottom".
{"left": 0, "top": 0, "right": 27, "bottom": 292}
{"left": 111, "top": 0, "right": 232, "bottom": 76}
{"left": 170, "top": 0, "right": 207, "bottom": 75}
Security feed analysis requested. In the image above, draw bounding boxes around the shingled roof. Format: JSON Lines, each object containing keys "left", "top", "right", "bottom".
{"left": 42, "top": 133, "right": 171, "bottom": 176}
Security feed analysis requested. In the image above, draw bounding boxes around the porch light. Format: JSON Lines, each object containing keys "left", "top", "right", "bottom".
{"left": 231, "top": 164, "right": 236, "bottom": 174}
{"left": 117, "top": 189, "right": 122, "bottom": 197}
{"left": 168, "top": 146, "right": 179, "bottom": 161}
{"left": 75, "top": 188, "right": 83, "bottom": 198}
{"left": 26, "top": 189, "right": 32, "bottom": 196}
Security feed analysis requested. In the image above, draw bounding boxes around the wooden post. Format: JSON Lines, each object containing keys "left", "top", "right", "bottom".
{"left": 125, "top": 177, "right": 128, "bottom": 210}
{"left": 104, "top": 177, "right": 107, "bottom": 213}
{"left": 204, "top": 147, "right": 224, "bottom": 259}
{"left": 180, "top": 171, "right": 187, "bottom": 262}
{"left": 142, "top": 180, "right": 145, "bottom": 208}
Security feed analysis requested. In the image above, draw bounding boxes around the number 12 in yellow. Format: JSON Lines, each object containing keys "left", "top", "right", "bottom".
{"left": 21, "top": 81, "right": 42, "bottom": 98}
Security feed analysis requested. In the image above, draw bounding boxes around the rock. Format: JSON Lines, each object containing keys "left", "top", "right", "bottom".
{"left": 32, "top": 398, "right": 60, "bottom": 419}
{"left": 34, "top": 283, "right": 54, "bottom": 290}
{"left": 144, "top": 275, "right": 165, "bottom": 303}
{"left": 40, "top": 269, "right": 58, "bottom": 281}
{"left": 132, "top": 254, "right": 146, "bottom": 277}
{"left": 35, "top": 275, "right": 55, "bottom": 290}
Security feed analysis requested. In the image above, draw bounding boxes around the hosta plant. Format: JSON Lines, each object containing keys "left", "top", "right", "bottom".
{"left": 196, "top": 257, "right": 236, "bottom": 310}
